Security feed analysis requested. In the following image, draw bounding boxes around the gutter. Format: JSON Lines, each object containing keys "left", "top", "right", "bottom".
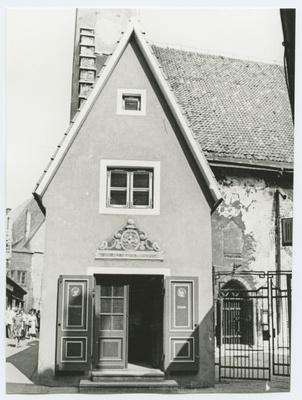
{"left": 208, "top": 158, "right": 294, "bottom": 174}
{"left": 211, "top": 197, "right": 223, "bottom": 215}
{"left": 33, "top": 192, "right": 46, "bottom": 216}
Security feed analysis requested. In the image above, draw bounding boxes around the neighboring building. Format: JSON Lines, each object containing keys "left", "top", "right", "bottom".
{"left": 32, "top": 14, "right": 293, "bottom": 389}
{"left": 6, "top": 276, "right": 27, "bottom": 309}
{"left": 151, "top": 45, "right": 293, "bottom": 380}
{"left": 6, "top": 198, "right": 45, "bottom": 311}
{"left": 152, "top": 46, "right": 293, "bottom": 277}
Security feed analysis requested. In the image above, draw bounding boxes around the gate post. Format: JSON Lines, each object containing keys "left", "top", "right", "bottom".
{"left": 268, "top": 274, "right": 274, "bottom": 381}
{"left": 286, "top": 274, "right": 292, "bottom": 354}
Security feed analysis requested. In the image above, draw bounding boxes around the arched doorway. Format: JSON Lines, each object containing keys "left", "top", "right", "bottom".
{"left": 218, "top": 280, "right": 253, "bottom": 346}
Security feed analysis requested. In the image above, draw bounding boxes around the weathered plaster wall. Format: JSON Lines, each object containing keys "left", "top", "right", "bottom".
{"left": 10, "top": 251, "right": 32, "bottom": 310}
{"left": 29, "top": 223, "right": 45, "bottom": 310}
{"left": 212, "top": 169, "right": 293, "bottom": 289}
{"left": 39, "top": 39, "right": 214, "bottom": 386}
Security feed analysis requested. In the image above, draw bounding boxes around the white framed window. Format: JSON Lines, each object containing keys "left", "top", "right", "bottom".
{"left": 117, "top": 89, "right": 146, "bottom": 116}
{"left": 100, "top": 160, "right": 160, "bottom": 215}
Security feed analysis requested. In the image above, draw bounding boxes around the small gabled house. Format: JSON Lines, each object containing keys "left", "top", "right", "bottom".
{"left": 33, "top": 19, "right": 222, "bottom": 389}
{"left": 6, "top": 198, "right": 45, "bottom": 311}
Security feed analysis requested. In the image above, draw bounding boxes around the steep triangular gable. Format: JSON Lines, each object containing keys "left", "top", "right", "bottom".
{"left": 33, "top": 19, "right": 221, "bottom": 211}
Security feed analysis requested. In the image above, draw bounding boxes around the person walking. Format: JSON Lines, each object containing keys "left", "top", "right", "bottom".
{"left": 12, "top": 309, "right": 23, "bottom": 348}
{"left": 36, "top": 310, "right": 40, "bottom": 333}
{"left": 28, "top": 309, "right": 38, "bottom": 341}
{"left": 6, "top": 306, "right": 16, "bottom": 339}
{"left": 6, "top": 306, "right": 11, "bottom": 338}
{"left": 22, "top": 310, "right": 29, "bottom": 339}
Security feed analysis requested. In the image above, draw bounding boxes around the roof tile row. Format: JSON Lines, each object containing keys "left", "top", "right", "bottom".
{"left": 152, "top": 45, "right": 294, "bottom": 164}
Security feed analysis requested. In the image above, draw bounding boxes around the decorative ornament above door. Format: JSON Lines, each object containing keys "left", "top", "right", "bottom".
{"left": 95, "top": 219, "right": 164, "bottom": 260}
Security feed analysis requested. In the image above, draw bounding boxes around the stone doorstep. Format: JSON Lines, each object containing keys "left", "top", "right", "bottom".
{"left": 79, "top": 379, "right": 179, "bottom": 393}
{"left": 91, "top": 368, "right": 165, "bottom": 381}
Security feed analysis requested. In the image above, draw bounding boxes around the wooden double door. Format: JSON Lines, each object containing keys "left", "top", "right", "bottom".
{"left": 55, "top": 275, "right": 199, "bottom": 373}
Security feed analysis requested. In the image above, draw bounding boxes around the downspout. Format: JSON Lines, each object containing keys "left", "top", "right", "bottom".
{"left": 274, "top": 189, "right": 287, "bottom": 275}
{"left": 280, "top": 9, "right": 295, "bottom": 122}
{"left": 274, "top": 189, "right": 287, "bottom": 334}
{"left": 274, "top": 190, "right": 281, "bottom": 277}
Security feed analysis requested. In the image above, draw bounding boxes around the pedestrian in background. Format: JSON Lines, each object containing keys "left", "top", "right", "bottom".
{"left": 36, "top": 310, "right": 40, "bottom": 333}
{"left": 12, "top": 309, "right": 23, "bottom": 348}
{"left": 6, "top": 306, "right": 16, "bottom": 339}
{"left": 22, "top": 310, "right": 29, "bottom": 339}
{"left": 28, "top": 309, "right": 38, "bottom": 341}
{"left": 6, "top": 306, "right": 12, "bottom": 338}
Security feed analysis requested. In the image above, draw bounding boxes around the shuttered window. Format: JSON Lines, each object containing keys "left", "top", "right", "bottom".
{"left": 281, "top": 218, "right": 293, "bottom": 246}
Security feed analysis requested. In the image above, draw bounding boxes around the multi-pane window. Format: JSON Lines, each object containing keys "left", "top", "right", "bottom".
{"left": 100, "top": 160, "right": 160, "bottom": 215}
{"left": 100, "top": 285, "right": 125, "bottom": 331}
{"left": 8, "top": 270, "right": 26, "bottom": 285}
{"left": 107, "top": 169, "right": 153, "bottom": 209}
{"left": 17, "top": 271, "right": 27, "bottom": 285}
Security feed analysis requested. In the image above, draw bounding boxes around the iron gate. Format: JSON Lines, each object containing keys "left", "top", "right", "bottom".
{"left": 214, "top": 271, "right": 291, "bottom": 380}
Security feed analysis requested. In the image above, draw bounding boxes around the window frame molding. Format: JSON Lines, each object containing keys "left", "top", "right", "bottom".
{"left": 100, "top": 160, "right": 160, "bottom": 215}
{"left": 116, "top": 89, "right": 146, "bottom": 116}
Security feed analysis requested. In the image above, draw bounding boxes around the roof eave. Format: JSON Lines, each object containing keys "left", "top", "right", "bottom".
{"left": 207, "top": 156, "right": 294, "bottom": 173}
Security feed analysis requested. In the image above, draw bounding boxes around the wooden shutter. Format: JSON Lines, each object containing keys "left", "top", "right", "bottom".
{"left": 282, "top": 218, "right": 293, "bottom": 246}
{"left": 164, "top": 277, "right": 199, "bottom": 371}
{"left": 56, "top": 275, "right": 93, "bottom": 372}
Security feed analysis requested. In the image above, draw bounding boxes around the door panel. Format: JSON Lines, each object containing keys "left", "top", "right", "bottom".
{"left": 164, "top": 277, "right": 199, "bottom": 371}
{"left": 94, "top": 283, "right": 128, "bottom": 369}
{"left": 56, "top": 275, "right": 93, "bottom": 372}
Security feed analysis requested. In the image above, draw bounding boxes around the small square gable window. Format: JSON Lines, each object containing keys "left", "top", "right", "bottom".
{"left": 117, "top": 89, "right": 146, "bottom": 115}
{"left": 123, "top": 95, "right": 141, "bottom": 111}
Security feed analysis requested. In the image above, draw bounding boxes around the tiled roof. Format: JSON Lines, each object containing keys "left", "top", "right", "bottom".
{"left": 152, "top": 45, "right": 294, "bottom": 165}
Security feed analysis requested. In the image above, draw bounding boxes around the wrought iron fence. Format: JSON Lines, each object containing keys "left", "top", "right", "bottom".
{"left": 213, "top": 270, "right": 291, "bottom": 381}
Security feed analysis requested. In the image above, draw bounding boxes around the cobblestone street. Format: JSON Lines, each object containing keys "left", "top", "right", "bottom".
{"left": 6, "top": 337, "right": 291, "bottom": 395}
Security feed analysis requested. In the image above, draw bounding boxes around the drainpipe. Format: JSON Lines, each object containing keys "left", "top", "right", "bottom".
{"left": 280, "top": 9, "right": 295, "bottom": 122}
{"left": 274, "top": 189, "right": 287, "bottom": 273}
{"left": 274, "top": 189, "right": 287, "bottom": 334}
{"left": 275, "top": 189, "right": 287, "bottom": 265}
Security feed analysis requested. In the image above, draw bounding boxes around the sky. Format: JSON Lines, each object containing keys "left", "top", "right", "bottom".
{"left": 4, "top": 6, "right": 291, "bottom": 210}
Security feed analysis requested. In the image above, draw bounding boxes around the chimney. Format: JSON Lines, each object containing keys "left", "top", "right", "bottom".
{"left": 78, "top": 27, "right": 97, "bottom": 109}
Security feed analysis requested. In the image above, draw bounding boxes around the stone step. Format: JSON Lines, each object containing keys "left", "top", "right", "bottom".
{"left": 91, "top": 368, "right": 165, "bottom": 381}
{"left": 79, "top": 379, "right": 179, "bottom": 393}
{"left": 92, "top": 376, "right": 165, "bottom": 382}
